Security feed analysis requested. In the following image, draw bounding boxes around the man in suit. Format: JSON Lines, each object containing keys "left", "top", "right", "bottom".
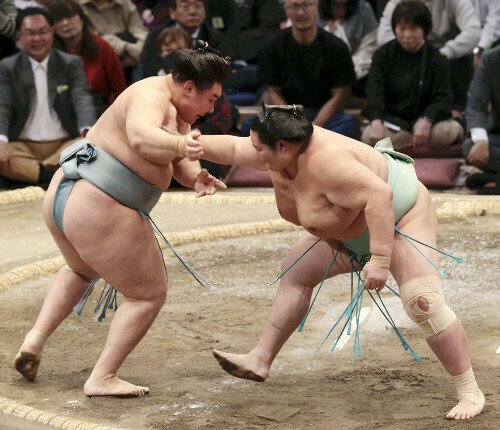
{"left": 133, "top": 0, "right": 230, "bottom": 81}
{"left": 0, "top": 7, "right": 95, "bottom": 188}
{"left": 463, "top": 45, "right": 500, "bottom": 194}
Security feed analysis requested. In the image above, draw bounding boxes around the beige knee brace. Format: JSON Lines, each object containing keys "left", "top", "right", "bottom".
{"left": 399, "top": 276, "right": 456, "bottom": 338}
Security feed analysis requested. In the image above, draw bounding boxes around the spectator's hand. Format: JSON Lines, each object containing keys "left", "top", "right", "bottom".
{"left": 362, "top": 266, "right": 388, "bottom": 293}
{"left": 142, "top": 8, "right": 154, "bottom": 24}
{"left": 183, "top": 130, "right": 203, "bottom": 161}
{"left": 473, "top": 53, "right": 482, "bottom": 71}
{"left": 0, "top": 140, "right": 12, "bottom": 166}
{"left": 194, "top": 168, "right": 227, "bottom": 198}
{"left": 467, "top": 140, "right": 489, "bottom": 166}
{"left": 369, "top": 119, "right": 385, "bottom": 146}
{"left": 413, "top": 118, "right": 431, "bottom": 147}
{"left": 125, "top": 42, "right": 142, "bottom": 62}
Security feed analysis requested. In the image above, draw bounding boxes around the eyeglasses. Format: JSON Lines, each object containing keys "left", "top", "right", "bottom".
{"left": 285, "top": 2, "right": 316, "bottom": 12}
{"left": 20, "top": 27, "right": 53, "bottom": 37}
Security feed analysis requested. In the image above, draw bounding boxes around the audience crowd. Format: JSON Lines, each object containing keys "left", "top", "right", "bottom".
{"left": 0, "top": 0, "right": 498, "bottom": 193}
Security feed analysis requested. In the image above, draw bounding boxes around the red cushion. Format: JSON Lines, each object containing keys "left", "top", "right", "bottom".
{"left": 226, "top": 160, "right": 462, "bottom": 189}
{"left": 414, "top": 158, "right": 462, "bottom": 188}
{"left": 226, "top": 166, "right": 273, "bottom": 187}
{"left": 399, "top": 144, "right": 463, "bottom": 158}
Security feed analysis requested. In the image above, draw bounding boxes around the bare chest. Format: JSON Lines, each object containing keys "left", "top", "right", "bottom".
{"left": 272, "top": 173, "right": 362, "bottom": 239}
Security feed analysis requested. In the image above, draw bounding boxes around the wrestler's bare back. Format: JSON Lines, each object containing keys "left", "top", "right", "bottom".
{"left": 86, "top": 75, "right": 189, "bottom": 190}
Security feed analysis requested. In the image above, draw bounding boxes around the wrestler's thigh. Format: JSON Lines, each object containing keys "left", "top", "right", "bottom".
{"left": 61, "top": 181, "right": 167, "bottom": 301}
{"left": 42, "top": 169, "right": 96, "bottom": 279}
{"left": 391, "top": 182, "right": 439, "bottom": 285}
{"left": 280, "top": 234, "right": 353, "bottom": 288}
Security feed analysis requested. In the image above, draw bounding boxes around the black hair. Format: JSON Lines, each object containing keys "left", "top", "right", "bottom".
{"left": 47, "top": 0, "right": 98, "bottom": 61}
{"left": 391, "top": 1, "right": 432, "bottom": 37}
{"left": 319, "top": 0, "right": 360, "bottom": 21}
{"left": 16, "top": 7, "right": 54, "bottom": 31}
{"left": 171, "top": 41, "right": 230, "bottom": 90}
{"left": 170, "top": 0, "right": 205, "bottom": 10}
{"left": 250, "top": 103, "right": 314, "bottom": 149}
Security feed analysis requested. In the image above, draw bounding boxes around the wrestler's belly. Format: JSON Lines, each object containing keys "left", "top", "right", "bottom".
{"left": 302, "top": 211, "right": 369, "bottom": 241}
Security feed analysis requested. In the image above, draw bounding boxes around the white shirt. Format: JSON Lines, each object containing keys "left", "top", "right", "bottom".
{"left": 471, "top": 0, "right": 500, "bottom": 49}
{"left": 18, "top": 54, "right": 69, "bottom": 142}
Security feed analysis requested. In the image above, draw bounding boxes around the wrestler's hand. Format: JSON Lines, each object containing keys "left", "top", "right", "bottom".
{"left": 0, "top": 140, "right": 12, "bottom": 165}
{"left": 362, "top": 266, "right": 388, "bottom": 293}
{"left": 184, "top": 130, "right": 204, "bottom": 161}
{"left": 194, "top": 168, "right": 227, "bottom": 197}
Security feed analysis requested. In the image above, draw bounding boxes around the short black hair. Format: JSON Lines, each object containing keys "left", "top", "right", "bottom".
{"left": 250, "top": 104, "right": 314, "bottom": 150}
{"left": 171, "top": 47, "right": 229, "bottom": 90}
{"left": 391, "top": 1, "right": 432, "bottom": 37}
{"left": 16, "top": 7, "right": 54, "bottom": 31}
{"left": 171, "top": 0, "right": 205, "bottom": 11}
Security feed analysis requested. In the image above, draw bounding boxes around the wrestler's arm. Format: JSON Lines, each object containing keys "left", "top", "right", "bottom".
{"left": 125, "top": 87, "right": 198, "bottom": 164}
{"left": 322, "top": 158, "right": 395, "bottom": 257}
{"left": 198, "top": 135, "right": 266, "bottom": 171}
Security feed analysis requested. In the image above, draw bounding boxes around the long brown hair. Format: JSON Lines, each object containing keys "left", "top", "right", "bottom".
{"left": 47, "top": 0, "right": 98, "bottom": 61}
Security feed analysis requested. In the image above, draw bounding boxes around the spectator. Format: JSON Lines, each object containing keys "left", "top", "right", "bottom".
{"left": 76, "top": 0, "right": 148, "bottom": 82}
{"left": 244, "top": 0, "right": 360, "bottom": 138}
{"left": 155, "top": 25, "right": 191, "bottom": 74}
{"left": 205, "top": 0, "right": 240, "bottom": 60}
{"left": 0, "top": 0, "right": 18, "bottom": 60}
{"left": 233, "top": 0, "right": 286, "bottom": 63}
{"left": 134, "top": 0, "right": 227, "bottom": 81}
{"left": 362, "top": 1, "right": 462, "bottom": 150}
{"left": 463, "top": 45, "right": 500, "bottom": 194}
{"left": 319, "top": 0, "right": 378, "bottom": 96}
{"left": 48, "top": 0, "right": 126, "bottom": 118}
{"left": 471, "top": 0, "right": 500, "bottom": 70}
{"left": 377, "top": 0, "right": 481, "bottom": 113}
{"left": 0, "top": 8, "right": 95, "bottom": 189}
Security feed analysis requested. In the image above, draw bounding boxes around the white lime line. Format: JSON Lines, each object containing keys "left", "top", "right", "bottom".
{"left": 333, "top": 306, "right": 371, "bottom": 351}
{"left": 496, "top": 345, "right": 500, "bottom": 354}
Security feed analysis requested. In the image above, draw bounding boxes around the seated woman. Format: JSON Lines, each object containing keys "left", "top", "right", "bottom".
{"left": 48, "top": 0, "right": 127, "bottom": 118}
{"left": 361, "top": 1, "right": 463, "bottom": 150}
{"left": 319, "top": 0, "right": 379, "bottom": 97}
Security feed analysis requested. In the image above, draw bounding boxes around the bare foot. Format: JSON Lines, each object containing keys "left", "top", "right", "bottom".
{"left": 14, "top": 342, "right": 40, "bottom": 381}
{"left": 212, "top": 349, "right": 268, "bottom": 382}
{"left": 84, "top": 375, "right": 150, "bottom": 398}
{"left": 446, "top": 390, "right": 485, "bottom": 420}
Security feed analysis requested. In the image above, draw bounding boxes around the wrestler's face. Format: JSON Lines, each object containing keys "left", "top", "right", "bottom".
{"left": 395, "top": 20, "right": 425, "bottom": 53}
{"left": 17, "top": 14, "right": 54, "bottom": 62}
{"left": 285, "top": 0, "right": 318, "bottom": 33}
{"left": 250, "top": 131, "right": 283, "bottom": 171}
{"left": 179, "top": 81, "right": 222, "bottom": 124}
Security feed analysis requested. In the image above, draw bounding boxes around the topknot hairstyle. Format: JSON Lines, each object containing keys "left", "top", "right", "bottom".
{"left": 171, "top": 41, "right": 230, "bottom": 90}
{"left": 250, "top": 102, "right": 314, "bottom": 149}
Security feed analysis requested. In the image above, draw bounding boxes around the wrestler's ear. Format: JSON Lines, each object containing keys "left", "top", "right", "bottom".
{"left": 277, "top": 139, "right": 287, "bottom": 152}
{"left": 183, "top": 81, "right": 195, "bottom": 96}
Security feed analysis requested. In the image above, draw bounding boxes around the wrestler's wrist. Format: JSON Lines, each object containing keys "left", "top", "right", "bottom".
{"left": 365, "top": 254, "right": 391, "bottom": 270}
{"left": 177, "top": 135, "right": 186, "bottom": 157}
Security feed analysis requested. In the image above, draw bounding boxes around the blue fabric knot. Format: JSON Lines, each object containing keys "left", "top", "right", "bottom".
{"left": 77, "top": 142, "right": 97, "bottom": 165}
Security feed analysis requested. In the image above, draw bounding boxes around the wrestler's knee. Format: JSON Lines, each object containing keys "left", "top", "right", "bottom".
{"left": 399, "top": 275, "right": 456, "bottom": 338}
